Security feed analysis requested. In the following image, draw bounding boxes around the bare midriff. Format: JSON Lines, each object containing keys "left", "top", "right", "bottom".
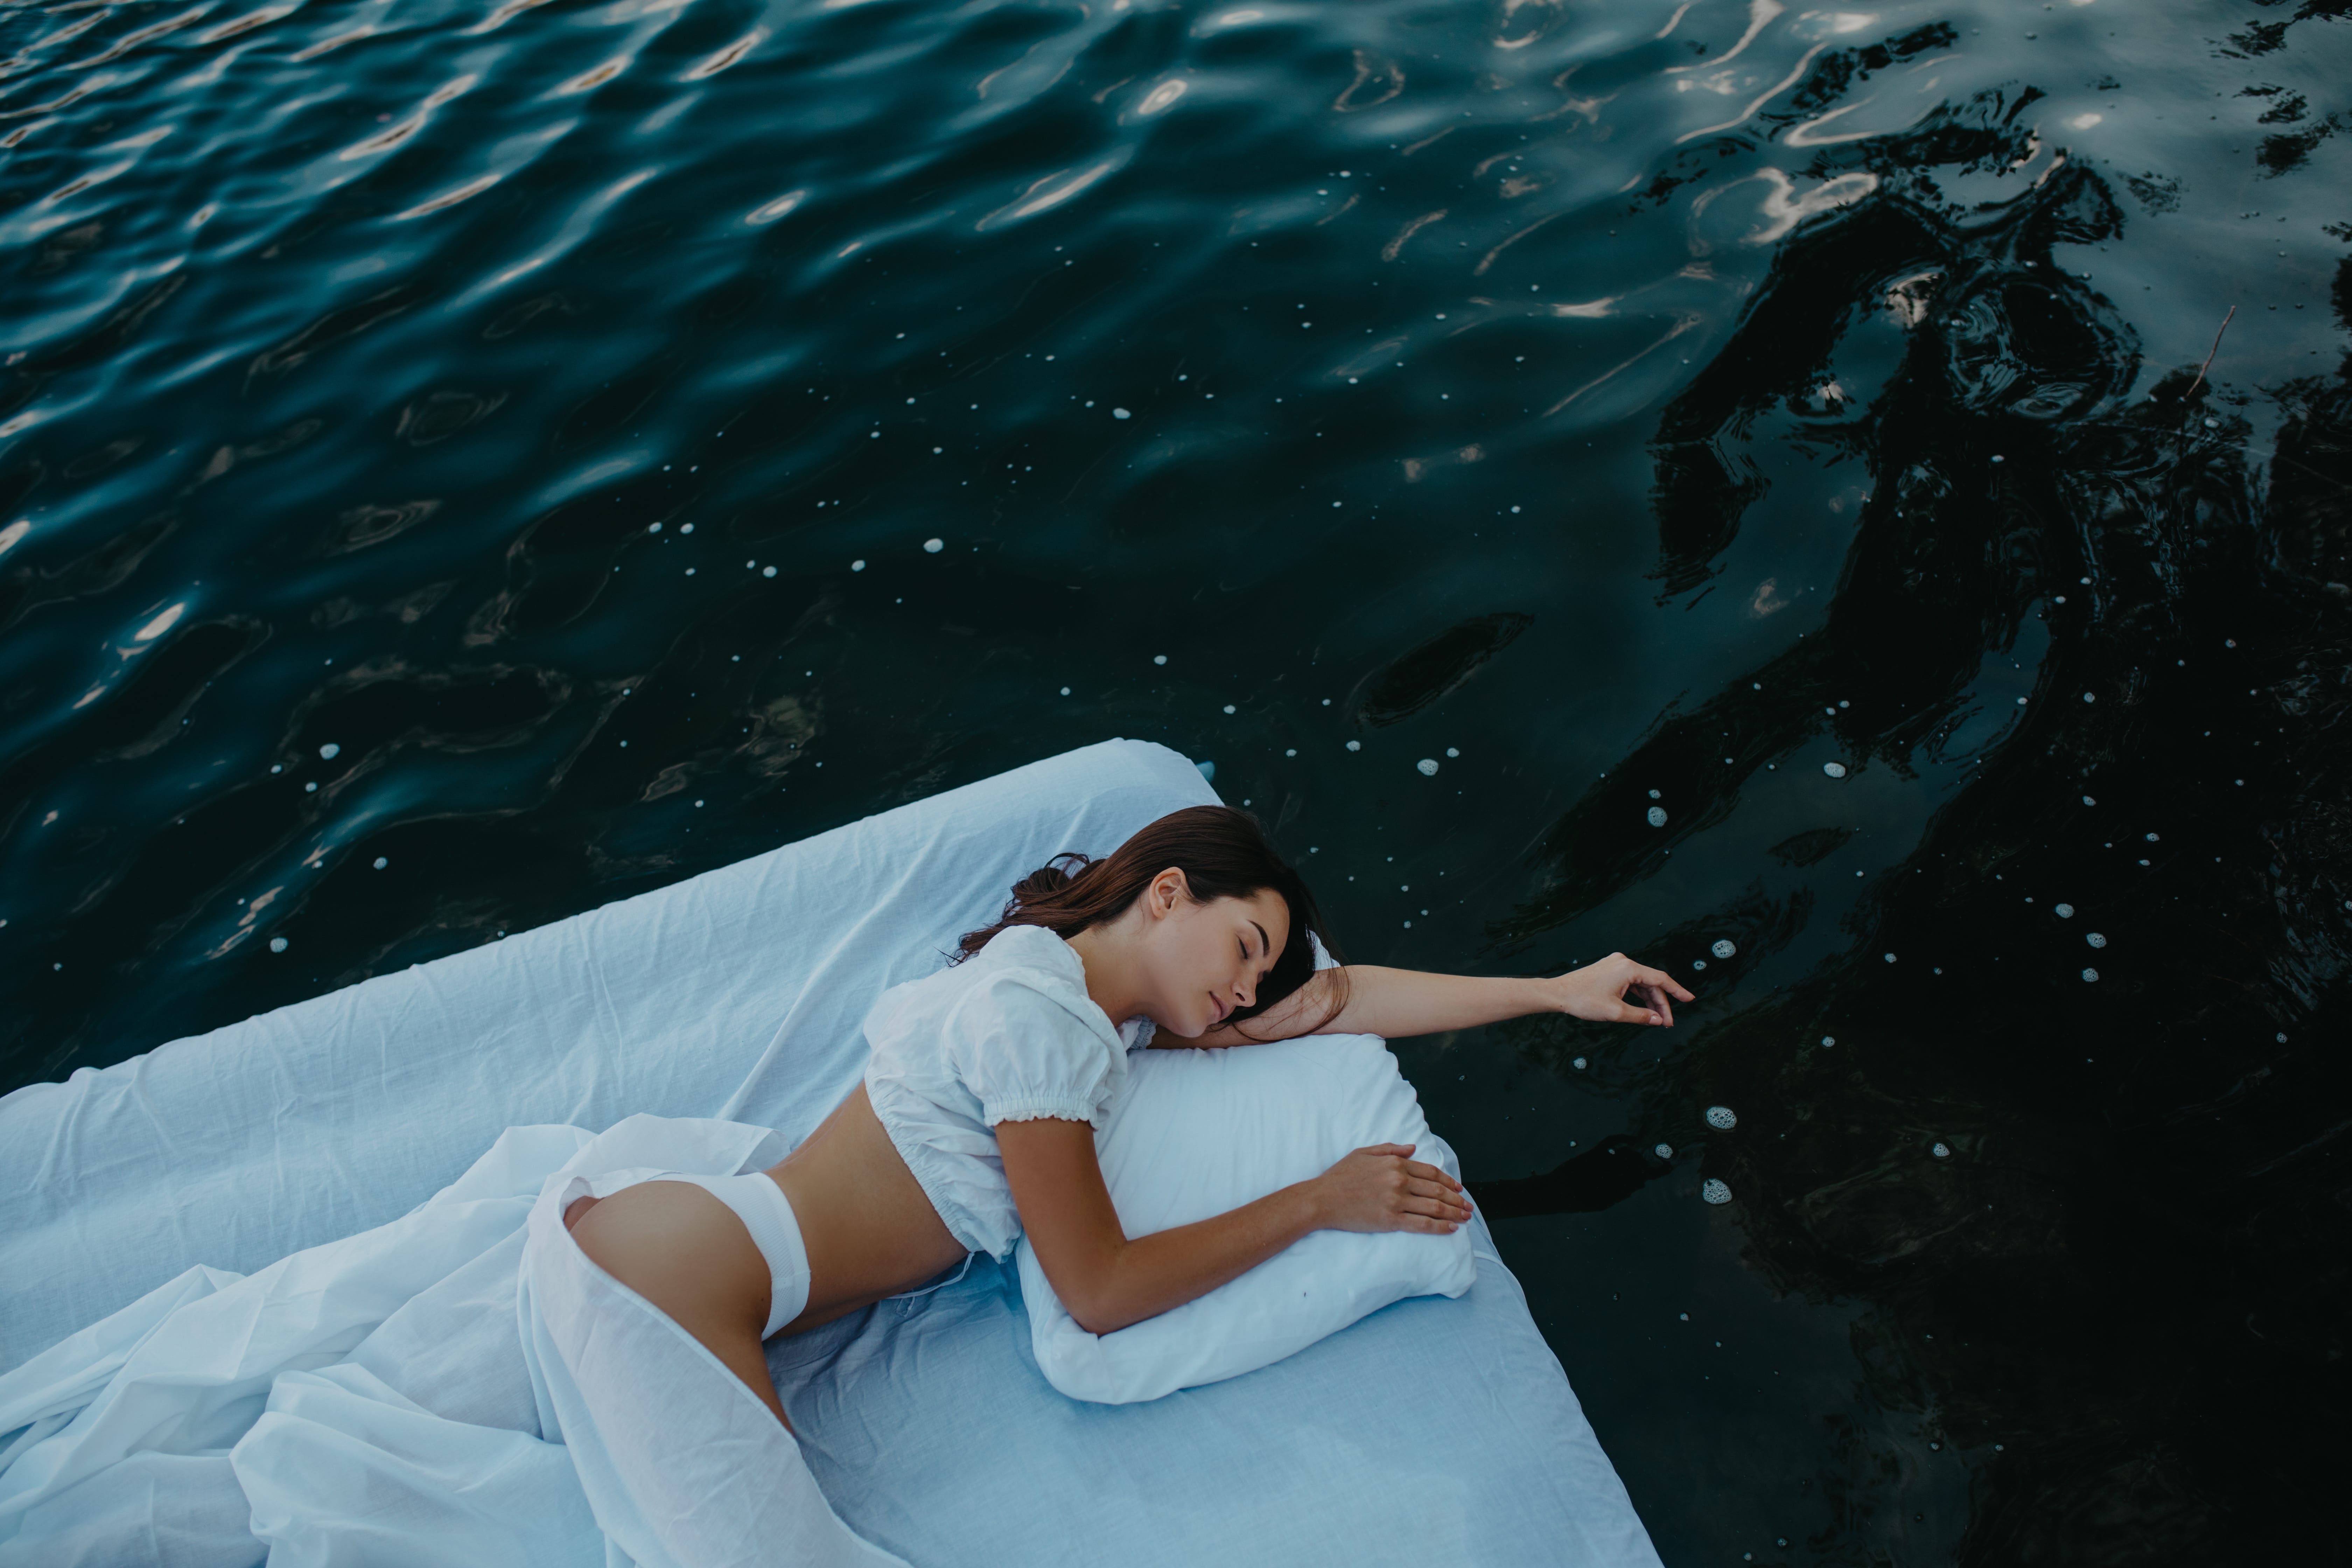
{"left": 766, "top": 1082, "right": 969, "bottom": 1336}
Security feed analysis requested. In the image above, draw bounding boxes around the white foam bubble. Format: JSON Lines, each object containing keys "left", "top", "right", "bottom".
{"left": 1647, "top": 806, "right": 1668, "bottom": 827}
{"left": 373, "top": 857, "right": 387, "bottom": 870}
{"left": 1706, "top": 1105, "right": 1736, "bottom": 1129}
{"left": 1821, "top": 1035, "right": 1836, "bottom": 1046}
{"left": 1823, "top": 762, "right": 1848, "bottom": 778}
{"left": 851, "top": 559, "right": 866, "bottom": 571}
{"left": 1702, "top": 1178, "right": 1732, "bottom": 1204}
{"left": 1113, "top": 407, "right": 1132, "bottom": 419}
{"left": 1654, "top": 1143, "right": 1673, "bottom": 1160}
{"left": 318, "top": 743, "right": 340, "bottom": 760}
{"left": 1692, "top": 959, "right": 1707, "bottom": 970}
{"left": 1932, "top": 1142, "right": 1950, "bottom": 1158}
{"left": 1416, "top": 758, "right": 1440, "bottom": 776}
{"left": 2082, "top": 967, "right": 2099, "bottom": 982}
{"left": 1153, "top": 654, "right": 1168, "bottom": 665}
{"left": 2085, "top": 932, "right": 2106, "bottom": 948}
{"left": 2055, "top": 903, "right": 2074, "bottom": 918}
{"left": 1346, "top": 740, "right": 1362, "bottom": 752}
{"left": 269, "top": 937, "right": 288, "bottom": 953}
{"left": 1712, "top": 939, "right": 1736, "bottom": 959}
{"left": 1572, "top": 1056, "right": 1587, "bottom": 1070}
{"left": 923, "top": 538, "right": 944, "bottom": 553}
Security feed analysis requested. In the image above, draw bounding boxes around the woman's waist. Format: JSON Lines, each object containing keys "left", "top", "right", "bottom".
{"left": 767, "top": 1083, "right": 973, "bottom": 1329}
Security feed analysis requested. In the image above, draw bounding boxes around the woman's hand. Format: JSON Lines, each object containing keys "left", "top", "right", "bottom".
{"left": 1550, "top": 952, "right": 1695, "bottom": 1027}
{"left": 1310, "top": 1144, "right": 1472, "bottom": 1234}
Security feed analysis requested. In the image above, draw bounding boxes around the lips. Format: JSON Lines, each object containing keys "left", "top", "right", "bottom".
{"left": 1209, "top": 993, "right": 1229, "bottom": 1025}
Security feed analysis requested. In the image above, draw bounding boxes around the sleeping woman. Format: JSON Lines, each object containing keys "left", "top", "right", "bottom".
{"left": 558, "top": 804, "right": 1694, "bottom": 1432}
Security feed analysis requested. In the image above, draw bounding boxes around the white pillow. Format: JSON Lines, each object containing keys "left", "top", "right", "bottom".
{"left": 1015, "top": 1034, "right": 1476, "bottom": 1405}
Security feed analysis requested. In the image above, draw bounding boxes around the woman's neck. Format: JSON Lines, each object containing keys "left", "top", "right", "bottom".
{"left": 1063, "top": 919, "right": 1146, "bottom": 1028}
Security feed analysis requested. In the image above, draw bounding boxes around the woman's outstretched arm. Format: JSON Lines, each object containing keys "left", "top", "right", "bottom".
{"left": 1159, "top": 952, "right": 1696, "bottom": 1048}
{"left": 997, "top": 1119, "right": 1469, "bottom": 1335}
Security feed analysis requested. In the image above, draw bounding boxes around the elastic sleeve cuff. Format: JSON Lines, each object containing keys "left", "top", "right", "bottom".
{"left": 984, "top": 1095, "right": 1102, "bottom": 1127}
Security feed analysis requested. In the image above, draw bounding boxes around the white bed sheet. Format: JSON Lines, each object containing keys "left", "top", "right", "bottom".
{"left": 0, "top": 737, "right": 1662, "bottom": 1567}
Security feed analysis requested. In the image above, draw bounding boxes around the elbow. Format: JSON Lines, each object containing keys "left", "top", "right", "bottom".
{"left": 1065, "top": 1295, "right": 1130, "bottom": 1337}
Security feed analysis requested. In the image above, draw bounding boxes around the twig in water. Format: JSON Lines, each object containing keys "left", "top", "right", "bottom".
{"left": 2184, "top": 306, "right": 2235, "bottom": 404}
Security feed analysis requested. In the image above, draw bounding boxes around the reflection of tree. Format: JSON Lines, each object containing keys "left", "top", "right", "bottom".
{"left": 1478, "top": 99, "right": 2352, "bottom": 1565}
{"left": 1495, "top": 154, "right": 2138, "bottom": 943}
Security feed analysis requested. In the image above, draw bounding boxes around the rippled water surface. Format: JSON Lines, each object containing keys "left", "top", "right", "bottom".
{"left": 5, "top": 0, "right": 2349, "bottom": 1555}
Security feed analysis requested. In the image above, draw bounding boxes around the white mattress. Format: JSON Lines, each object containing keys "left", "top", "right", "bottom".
{"left": 0, "top": 737, "right": 1661, "bottom": 1567}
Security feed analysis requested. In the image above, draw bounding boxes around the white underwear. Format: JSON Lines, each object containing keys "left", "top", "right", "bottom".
{"left": 648, "top": 1170, "right": 811, "bottom": 1338}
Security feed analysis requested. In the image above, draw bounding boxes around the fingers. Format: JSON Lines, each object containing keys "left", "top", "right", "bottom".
{"left": 1356, "top": 1142, "right": 1415, "bottom": 1157}
{"left": 1625, "top": 958, "right": 1695, "bottom": 1004}
{"left": 1406, "top": 1181, "right": 1472, "bottom": 1214}
{"left": 1401, "top": 1159, "right": 1462, "bottom": 1190}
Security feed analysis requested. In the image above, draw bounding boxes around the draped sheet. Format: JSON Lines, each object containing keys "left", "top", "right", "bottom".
{"left": 0, "top": 738, "right": 1663, "bottom": 1567}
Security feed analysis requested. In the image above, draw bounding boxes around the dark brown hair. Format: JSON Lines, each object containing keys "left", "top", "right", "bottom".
{"left": 954, "top": 805, "right": 1345, "bottom": 1040}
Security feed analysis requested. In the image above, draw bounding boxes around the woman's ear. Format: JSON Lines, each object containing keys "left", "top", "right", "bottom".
{"left": 1148, "top": 866, "right": 1189, "bottom": 917}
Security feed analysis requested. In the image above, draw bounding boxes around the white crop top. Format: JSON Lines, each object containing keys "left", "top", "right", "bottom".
{"left": 861, "top": 922, "right": 1155, "bottom": 1260}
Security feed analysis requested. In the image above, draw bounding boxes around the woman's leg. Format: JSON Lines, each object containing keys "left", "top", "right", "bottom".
{"left": 565, "top": 1182, "right": 788, "bottom": 1428}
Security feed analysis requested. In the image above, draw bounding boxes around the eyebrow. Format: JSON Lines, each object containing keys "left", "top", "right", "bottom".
{"left": 1250, "top": 920, "right": 1271, "bottom": 959}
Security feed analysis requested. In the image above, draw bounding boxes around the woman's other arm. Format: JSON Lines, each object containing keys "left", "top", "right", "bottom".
{"left": 997, "top": 1120, "right": 1469, "bottom": 1335}
{"left": 1160, "top": 952, "right": 1696, "bottom": 1048}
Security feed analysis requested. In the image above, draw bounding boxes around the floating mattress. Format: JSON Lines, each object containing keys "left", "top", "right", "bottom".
{"left": 0, "top": 738, "right": 1661, "bottom": 1567}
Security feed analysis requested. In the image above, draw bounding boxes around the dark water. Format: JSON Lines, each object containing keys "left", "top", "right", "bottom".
{"left": 4, "top": 0, "right": 2348, "bottom": 1554}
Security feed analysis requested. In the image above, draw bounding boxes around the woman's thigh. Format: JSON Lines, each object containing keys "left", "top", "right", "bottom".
{"left": 565, "top": 1182, "right": 788, "bottom": 1427}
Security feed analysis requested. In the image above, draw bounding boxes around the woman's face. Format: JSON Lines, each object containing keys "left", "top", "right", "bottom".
{"left": 1139, "top": 875, "right": 1292, "bottom": 1038}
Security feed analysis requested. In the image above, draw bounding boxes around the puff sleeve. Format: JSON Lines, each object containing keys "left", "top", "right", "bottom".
{"left": 945, "top": 968, "right": 1128, "bottom": 1130}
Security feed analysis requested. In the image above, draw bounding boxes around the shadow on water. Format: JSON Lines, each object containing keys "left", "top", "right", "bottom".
{"left": 1476, "top": 138, "right": 2352, "bottom": 1566}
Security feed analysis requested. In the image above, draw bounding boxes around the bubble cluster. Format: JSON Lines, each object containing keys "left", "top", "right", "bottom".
{"left": 1654, "top": 1143, "right": 1674, "bottom": 1160}
{"left": 2086, "top": 932, "right": 2107, "bottom": 948}
{"left": 1702, "top": 1178, "right": 1732, "bottom": 1205}
{"left": 318, "top": 743, "right": 341, "bottom": 760}
{"left": 269, "top": 937, "right": 288, "bottom": 953}
{"left": 1712, "top": 939, "right": 1736, "bottom": 959}
{"left": 1823, "top": 762, "right": 1848, "bottom": 779}
{"left": 1647, "top": 806, "right": 1668, "bottom": 827}
{"left": 2082, "top": 967, "right": 2100, "bottom": 982}
{"left": 1416, "top": 758, "right": 1440, "bottom": 776}
{"left": 1932, "top": 1142, "right": 1951, "bottom": 1158}
{"left": 2054, "top": 903, "right": 2075, "bottom": 918}
{"left": 1705, "top": 1105, "right": 1737, "bottom": 1130}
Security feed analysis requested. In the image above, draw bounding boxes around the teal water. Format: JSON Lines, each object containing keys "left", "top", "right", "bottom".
{"left": 4, "top": 0, "right": 2348, "bottom": 1556}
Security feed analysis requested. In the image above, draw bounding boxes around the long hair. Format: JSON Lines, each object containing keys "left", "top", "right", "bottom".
{"left": 954, "top": 805, "right": 1346, "bottom": 1041}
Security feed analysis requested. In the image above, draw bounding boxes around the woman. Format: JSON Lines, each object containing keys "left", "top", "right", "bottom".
{"left": 562, "top": 805, "right": 1693, "bottom": 1430}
